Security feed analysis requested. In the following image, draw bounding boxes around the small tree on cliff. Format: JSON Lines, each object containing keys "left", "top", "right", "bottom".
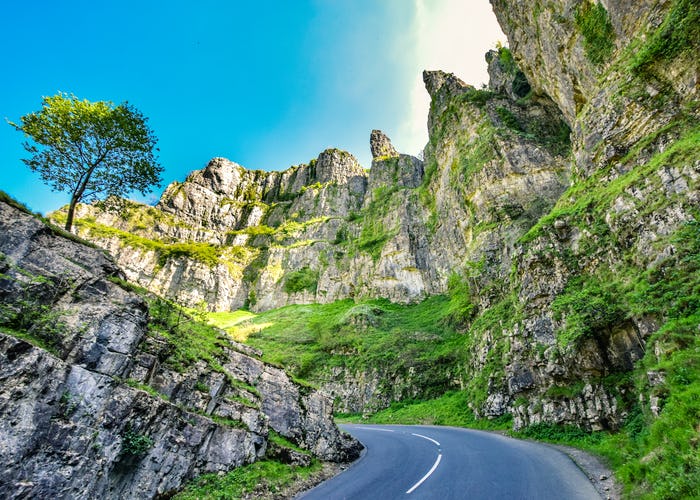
{"left": 10, "top": 93, "right": 162, "bottom": 231}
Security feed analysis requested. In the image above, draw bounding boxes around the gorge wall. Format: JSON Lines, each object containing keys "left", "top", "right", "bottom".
{"left": 58, "top": 0, "right": 698, "bottom": 436}
{"left": 0, "top": 201, "right": 360, "bottom": 499}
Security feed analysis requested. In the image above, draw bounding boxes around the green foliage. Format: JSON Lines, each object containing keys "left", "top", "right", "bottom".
{"left": 628, "top": 0, "right": 700, "bottom": 74}
{"left": 0, "top": 258, "right": 69, "bottom": 351}
{"left": 497, "top": 46, "right": 517, "bottom": 74}
{"left": 211, "top": 296, "right": 465, "bottom": 398}
{"left": 120, "top": 425, "right": 154, "bottom": 457}
{"left": 146, "top": 296, "right": 231, "bottom": 372}
{"left": 445, "top": 272, "right": 475, "bottom": 327}
{"left": 461, "top": 88, "right": 497, "bottom": 106}
{"left": 9, "top": 92, "right": 162, "bottom": 231}
{"left": 71, "top": 216, "right": 223, "bottom": 268}
{"left": 495, "top": 106, "right": 522, "bottom": 132}
{"left": 174, "top": 459, "right": 322, "bottom": 500}
{"left": 340, "top": 391, "right": 512, "bottom": 430}
{"left": 229, "top": 224, "right": 275, "bottom": 237}
{"left": 357, "top": 218, "right": 390, "bottom": 261}
{"left": 514, "top": 422, "right": 604, "bottom": 446}
{"left": 0, "top": 300, "right": 68, "bottom": 351}
{"left": 158, "top": 242, "right": 220, "bottom": 267}
{"left": 521, "top": 122, "right": 700, "bottom": 245}
{"left": 544, "top": 381, "right": 586, "bottom": 399}
{"left": 283, "top": 267, "right": 319, "bottom": 294}
{"left": 552, "top": 273, "right": 626, "bottom": 347}
{"left": 355, "top": 186, "right": 399, "bottom": 260}
{"left": 124, "top": 379, "right": 169, "bottom": 400}
{"left": 575, "top": 1, "right": 615, "bottom": 65}
{"left": 267, "top": 430, "right": 309, "bottom": 455}
{"left": 333, "top": 225, "right": 349, "bottom": 244}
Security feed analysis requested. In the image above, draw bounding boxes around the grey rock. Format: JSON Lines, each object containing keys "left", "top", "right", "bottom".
{"left": 370, "top": 129, "right": 399, "bottom": 159}
{"left": 0, "top": 201, "right": 360, "bottom": 499}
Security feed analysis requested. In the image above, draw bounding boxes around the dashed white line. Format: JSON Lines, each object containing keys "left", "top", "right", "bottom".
{"left": 406, "top": 453, "right": 442, "bottom": 494}
{"left": 359, "top": 427, "right": 395, "bottom": 433}
{"left": 411, "top": 433, "right": 441, "bottom": 447}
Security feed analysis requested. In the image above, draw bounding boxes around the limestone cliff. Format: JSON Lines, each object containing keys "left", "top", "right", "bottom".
{"left": 55, "top": 0, "right": 698, "bottom": 442}
{"left": 0, "top": 200, "right": 360, "bottom": 499}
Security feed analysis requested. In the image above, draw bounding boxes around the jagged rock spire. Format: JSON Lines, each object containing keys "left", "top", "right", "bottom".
{"left": 422, "top": 70, "right": 470, "bottom": 99}
{"left": 370, "top": 129, "right": 399, "bottom": 159}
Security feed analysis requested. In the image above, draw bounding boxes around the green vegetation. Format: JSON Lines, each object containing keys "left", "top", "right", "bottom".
{"left": 496, "top": 46, "right": 531, "bottom": 98}
{"left": 520, "top": 121, "right": 700, "bottom": 245}
{"left": 339, "top": 391, "right": 512, "bottom": 430}
{"left": 268, "top": 430, "right": 310, "bottom": 455}
{"left": 0, "top": 190, "right": 33, "bottom": 215}
{"left": 174, "top": 459, "right": 322, "bottom": 500}
{"left": 0, "top": 255, "right": 70, "bottom": 352}
{"left": 120, "top": 425, "right": 154, "bottom": 457}
{"left": 125, "top": 379, "right": 169, "bottom": 400}
{"left": 552, "top": 273, "right": 626, "bottom": 347}
{"left": 517, "top": 133, "right": 699, "bottom": 497}
{"left": 210, "top": 296, "right": 466, "bottom": 396}
{"left": 64, "top": 215, "right": 224, "bottom": 268}
{"left": 495, "top": 106, "right": 522, "bottom": 132}
{"left": 9, "top": 92, "right": 162, "bottom": 231}
{"left": 356, "top": 186, "right": 400, "bottom": 260}
{"left": 146, "top": 295, "right": 233, "bottom": 372}
{"left": 283, "top": 267, "right": 319, "bottom": 294}
{"left": 575, "top": 1, "right": 615, "bottom": 65}
{"left": 628, "top": 0, "right": 699, "bottom": 74}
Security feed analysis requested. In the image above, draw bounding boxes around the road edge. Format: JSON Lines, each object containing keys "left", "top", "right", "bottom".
{"left": 543, "top": 442, "right": 621, "bottom": 500}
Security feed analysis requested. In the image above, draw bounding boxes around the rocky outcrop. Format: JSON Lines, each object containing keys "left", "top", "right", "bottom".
{"left": 0, "top": 201, "right": 360, "bottom": 499}
{"left": 369, "top": 129, "right": 399, "bottom": 159}
{"left": 46, "top": 0, "right": 698, "bottom": 437}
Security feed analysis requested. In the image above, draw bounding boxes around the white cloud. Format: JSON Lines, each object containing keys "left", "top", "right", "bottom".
{"left": 394, "top": 0, "right": 505, "bottom": 156}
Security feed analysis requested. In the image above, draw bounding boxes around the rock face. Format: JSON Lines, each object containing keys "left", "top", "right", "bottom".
{"left": 369, "top": 129, "right": 399, "bottom": 159}
{"left": 51, "top": 0, "right": 698, "bottom": 435}
{"left": 0, "top": 201, "right": 360, "bottom": 499}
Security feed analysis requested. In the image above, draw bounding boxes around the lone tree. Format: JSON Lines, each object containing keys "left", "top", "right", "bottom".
{"left": 10, "top": 92, "right": 162, "bottom": 231}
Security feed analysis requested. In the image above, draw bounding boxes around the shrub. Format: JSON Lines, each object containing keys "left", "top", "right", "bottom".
{"left": 283, "top": 267, "right": 318, "bottom": 294}
{"left": 120, "top": 426, "right": 154, "bottom": 457}
{"left": 575, "top": 1, "right": 615, "bottom": 65}
{"left": 552, "top": 274, "right": 626, "bottom": 347}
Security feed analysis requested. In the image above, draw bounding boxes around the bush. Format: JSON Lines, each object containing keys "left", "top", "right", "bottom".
{"left": 120, "top": 426, "right": 154, "bottom": 457}
{"left": 283, "top": 267, "right": 318, "bottom": 294}
{"left": 552, "top": 274, "right": 626, "bottom": 347}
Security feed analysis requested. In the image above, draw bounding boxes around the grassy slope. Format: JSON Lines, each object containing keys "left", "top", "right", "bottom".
{"left": 209, "top": 296, "right": 466, "bottom": 396}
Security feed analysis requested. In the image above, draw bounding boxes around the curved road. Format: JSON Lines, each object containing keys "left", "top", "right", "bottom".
{"left": 299, "top": 424, "right": 601, "bottom": 500}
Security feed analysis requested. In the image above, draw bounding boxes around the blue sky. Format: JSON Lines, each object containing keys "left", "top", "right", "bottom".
{"left": 1, "top": 0, "right": 503, "bottom": 214}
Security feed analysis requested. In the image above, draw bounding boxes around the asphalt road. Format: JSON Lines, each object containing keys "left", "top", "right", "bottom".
{"left": 298, "top": 424, "right": 601, "bottom": 500}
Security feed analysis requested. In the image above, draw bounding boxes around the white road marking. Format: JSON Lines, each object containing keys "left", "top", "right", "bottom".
{"left": 359, "top": 427, "right": 395, "bottom": 432}
{"left": 406, "top": 453, "right": 442, "bottom": 494}
{"left": 411, "top": 433, "right": 441, "bottom": 447}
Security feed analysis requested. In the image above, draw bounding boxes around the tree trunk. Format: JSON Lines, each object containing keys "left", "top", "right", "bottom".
{"left": 65, "top": 196, "right": 78, "bottom": 232}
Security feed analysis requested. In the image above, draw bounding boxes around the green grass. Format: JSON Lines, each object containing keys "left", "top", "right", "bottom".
{"left": 338, "top": 391, "right": 512, "bottom": 430}
{"left": 628, "top": 0, "right": 700, "bottom": 75}
{"left": 552, "top": 273, "right": 626, "bottom": 347}
{"left": 0, "top": 190, "right": 33, "bottom": 215}
{"left": 67, "top": 215, "right": 224, "bottom": 267}
{"left": 209, "top": 296, "right": 466, "bottom": 398}
{"left": 174, "top": 459, "right": 322, "bottom": 499}
{"left": 575, "top": 1, "right": 615, "bottom": 65}
{"left": 354, "top": 186, "right": 400, "bottom": 261}
{"left": 520, "top": 122, "right": 700, "bottom": 245}
{"left": 146, "top": 295, "right": 235, "bottom": 373}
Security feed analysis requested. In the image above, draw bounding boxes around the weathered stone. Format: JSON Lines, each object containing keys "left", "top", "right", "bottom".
{"left": 0, "top": 201, "right": 360, "bottom": 499}
{"left": 369, "top": 129, "right": 398, "bottom": 159}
